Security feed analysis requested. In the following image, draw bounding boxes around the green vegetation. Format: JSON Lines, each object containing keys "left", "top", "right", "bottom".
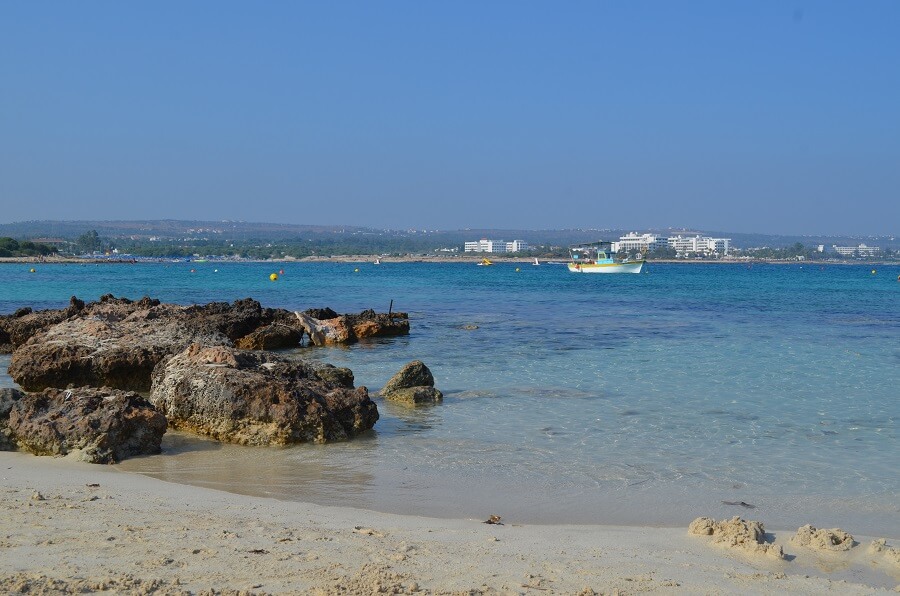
{"left": 0, "top": 237, "right": 58, "bottom": 258}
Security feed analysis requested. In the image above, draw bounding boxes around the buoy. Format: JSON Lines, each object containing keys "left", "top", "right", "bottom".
{"left": 279, "top": 269, "right": 284, "bottom": 275}
{"left": 214, "top": 269, "right": 218, "bottom": 273}
{"left": 515, "top": 267, "right": 520, "bottom": 272}
{"left": 871, "top": 269, "right": 876, "bottom": 275}
{"left": 190, "top": 269, "right": 195, "bottom": 273}
{"left": 269, "top": 273, "right": 278, "bottom": 281}
{"left": 29, "top": 268, "right": 35, "bottom": 273}
{"left": 354, "top": 268, "right": 359, "bottom": 272}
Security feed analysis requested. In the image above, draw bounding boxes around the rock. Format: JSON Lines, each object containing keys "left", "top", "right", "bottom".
{"left": 149, "top": 345, "right": 378, "bottom": 445}
{"left": 8, "top": 315, "right": 229, "bottom": 392}
{"left": 6, "top": 387, "right": 167, "bottom": 464}
{"left": 235, "top": 323, "right": 303, "bottom": 350}
{"left": 303, "top": 307, "right": 339, "bottom": 320}
{"left": 688, "top": 516, "right": 783, "bottom": 559}
{"left": 5, "top": 296, "right": 296, "bottom": 392}
{"left": 381, "top": 360, "right": 443, "bottom": 405}
{"left": 382, "top": 360, "right": 435, "bottom": 393}
{"left": 294, "top": 312, "right": 352, "bottom": 345}
{"left": 344, "top": 309, "right": 410, "bottom": 340}
{"left": 791, "top": 524, "right": 855, "bottom": 551}
{"left": 0, "top": 296, "right": 85, "bottom": 353}
{"left": 182, "top": 297, "right": 267, "bottom": 342}
{"left": 294, "top": 308, "right": 410, "bottom": 346}
{"left": 0, "top": 388, "right": 25, "bottom": 451}
{"left": 308, "top": 363, "right": 355, "bottom": 388}
{"left": 383, "top": 386, "right": 443, "bottom": 405}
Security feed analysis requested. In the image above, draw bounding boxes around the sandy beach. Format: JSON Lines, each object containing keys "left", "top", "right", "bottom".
{"left": 1, "top": 451, "right": 897, "bottom": 594}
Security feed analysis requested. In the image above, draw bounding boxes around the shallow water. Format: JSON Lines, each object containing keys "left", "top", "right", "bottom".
{"left": 2, "top": 261, "right": 898, "bottom": 534}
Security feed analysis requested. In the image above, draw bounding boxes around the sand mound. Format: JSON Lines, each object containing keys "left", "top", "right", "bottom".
{"left": 791, "top": 524, "right": 855, "bottom": 552}
{"left": 868, "top": 539, "right": 900, "bottom": 567}
{"left": 689, "top": 516, "right": 784, "bottom": 559}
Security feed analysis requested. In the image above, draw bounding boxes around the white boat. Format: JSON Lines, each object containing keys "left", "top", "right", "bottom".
{"left": 374, "top": 257, "right": 381, "bottom": 265}
{"left": 532, "top": 258, "right": 540, "bottom": 266}
{"left": 568, "top": 242, "right": 644, "bottom": 274}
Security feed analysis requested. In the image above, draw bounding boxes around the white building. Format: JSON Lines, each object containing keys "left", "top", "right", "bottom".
{"left": 667, "top": 235, "right": 731, "bottom": 256}
{"left": 611, "top": 232, "right": 669, "bottom": 254}
{"left": 832, "top": 244, "right": 881, "bottom": 257}
{"left": 464, "top": 239, "right": 528, "bottom": 253}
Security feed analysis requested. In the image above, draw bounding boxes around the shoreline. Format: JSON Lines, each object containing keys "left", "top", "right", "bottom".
{"left": 1, "top": 255, "right": 896, "bottom": 266}
{"left": 2, "top": 451, "right": 897, "bottom": 594}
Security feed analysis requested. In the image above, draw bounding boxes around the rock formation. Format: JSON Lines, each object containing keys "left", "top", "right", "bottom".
{"left": 0, "top": 388, "right": 25, "bottom": 451}
{"left": 688, "top": 516, "right": 783, "bottom": 559}
{"left": 8, "top": 314, "right": 230, "bottom": 392}
{"left": 295, "top": 308, "right": 409, "bottom": 346}
{"left": 6, "top": 296, "right": 408, "bottom": 391}
{"left": 380, "top": 360, "right": 443, "bottom": 405}
{"left": 6, "top": 386, "right": 167, "bottom": 464}
{"left": 0, "top": 296, "right": 86, "bottom": 353}
{"left": 791, "top": 524, "right": 855, "bottom": 551}
{"left": 6, "top": 296, "right": 309, "bottom": 391}
{"left": 150, "top": 344, "right": 378, "bottom": 445}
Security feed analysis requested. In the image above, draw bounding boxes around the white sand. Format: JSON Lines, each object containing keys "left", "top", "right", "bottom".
{"left": 1, "top": 451, "right": 897, "bottom": 594}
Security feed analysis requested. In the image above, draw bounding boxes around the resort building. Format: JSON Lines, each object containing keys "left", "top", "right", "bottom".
{"left": 667, "top": 235, "right": 731, "bottom": 256}
{"left": 464, "top": 239, "right": 529, "bottom": 253}
{"left": 832, "top": 244, "right": 881, "bottom": 257}
{"left": 611, "top": 233, "right": 669, "bottom": 254}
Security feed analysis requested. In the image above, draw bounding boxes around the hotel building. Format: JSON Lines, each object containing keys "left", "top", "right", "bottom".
{"left": 464, "top": 239, "right": 530, "bottom": 253}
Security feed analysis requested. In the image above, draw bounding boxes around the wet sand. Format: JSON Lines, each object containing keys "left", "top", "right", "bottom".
{"left": 2, "top": 451, "right": 897, "bottom": 594}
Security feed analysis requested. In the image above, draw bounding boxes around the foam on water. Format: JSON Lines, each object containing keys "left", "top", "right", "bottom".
{"left": 2, "top": 262, "right": 898, "bottom": 534}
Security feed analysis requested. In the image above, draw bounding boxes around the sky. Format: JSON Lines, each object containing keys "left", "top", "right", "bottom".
{"left": 1, "top": 1, "right": 898, "bottom": 235}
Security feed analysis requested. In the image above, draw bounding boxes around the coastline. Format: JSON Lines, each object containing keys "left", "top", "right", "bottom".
{"left": 1, "top": 255, "right": 896, "bottom": 266}
{"left": 2, "top": 451, "right": 897, "bottom": 594}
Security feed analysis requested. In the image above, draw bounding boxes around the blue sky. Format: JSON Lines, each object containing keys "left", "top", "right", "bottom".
{"left": 1, "top": 1, "right": 898, "bottom": 234}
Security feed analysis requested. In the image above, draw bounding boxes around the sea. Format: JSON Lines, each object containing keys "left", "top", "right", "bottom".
{"left": 1, "top": 261, "right": 898, "bottom": 535}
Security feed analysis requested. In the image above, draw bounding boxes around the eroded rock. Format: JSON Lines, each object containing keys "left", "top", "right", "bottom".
{"left": 791, "top": 524, "right": 855, "bottom": 552}
{"left": 0, "top": 388, "right": 25, "bottom": 451}
{"left": 7, "top": 387, "right": 167, "bottom": 463}
{"left": 149, "top": 345, "right": 378, "bottom": 445}
{"left": 381, "top": 360, "right": 443, "bottom": 405}
{"left": 8, "top": 315, "right": 229, "bottom": 392}
{"left": 294, "top": 308, "right": 409, "bottom": 346}
{"left": 6, "top": 296, "right": 305, "bottom": 392}
{"left": 688, "top": 516, "right": 783, "bottom": 559}
{"left": 0, "top": 296, "right": 86, "bottom": 352}
{"left": 234, "top": 322, "right": 303, "bottom": 350}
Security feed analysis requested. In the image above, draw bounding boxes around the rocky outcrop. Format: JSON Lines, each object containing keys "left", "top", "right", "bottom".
{"left": 235, "top": 322, "right": 303, "bottom": 350}
{"left": 0, "top": 388, "right": 25, "bottom": 451}
{"left": 380, "top": 360, "right": 443, "bottom": 405}
{"left": 149, "top": 345, "right": 378, "bottom": 445}
{"left": 0, "top": 296, "right": 86, "bottom": 353}
{"left": 5, "top": 296, "right": 309, "bottom": 392}
{"left": 8, "top": 315, "right": 230, "bottom": 392}
{"left": 295, "top": 308, "right": 409, "bottom": 346}
{"left": 791, "top": 525, "right": 855, "bottom": 551}
{"left": 6, "top": 387, "right": 167, "bottom": 463}
{"left": 689, "top": 516, "right": 783, "bottom": 559}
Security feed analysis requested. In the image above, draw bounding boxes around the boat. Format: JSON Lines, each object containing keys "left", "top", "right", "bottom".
{"left": 374, "top": 257, "right": 381, "bottom": 265}
{"left": 477, "top": 257, "right": 493, "bottom": 266}
{"left": 567, "top": 242, "right": 644, "bottom": 274}
{"left": 532, "top": 258, "right": 540, "bottom": 266}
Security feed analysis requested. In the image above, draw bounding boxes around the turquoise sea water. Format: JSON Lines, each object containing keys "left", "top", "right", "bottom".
{"left": 1, "top": 261, "right": 898, "bottom": 535}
